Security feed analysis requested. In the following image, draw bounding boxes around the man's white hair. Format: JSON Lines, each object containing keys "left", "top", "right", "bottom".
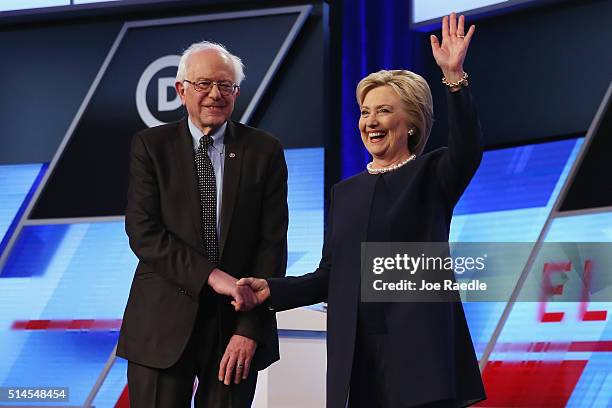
{"left": 175, "top": 41, "right": 245, "bottom": 85}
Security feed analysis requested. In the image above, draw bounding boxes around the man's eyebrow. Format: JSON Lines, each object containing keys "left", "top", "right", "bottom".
{"left": 194, "top": 77, "right": 233, "bottom": 82}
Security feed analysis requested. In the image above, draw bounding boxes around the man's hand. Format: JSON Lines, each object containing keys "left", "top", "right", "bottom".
{"left": 207, "top": 268, "right": 257, "bottom": 311}
{"left": 236, "top": 277, "right": 271, "bottom": 309}
{"left": 219, "top": 334, "right": 257, "bottom": 385}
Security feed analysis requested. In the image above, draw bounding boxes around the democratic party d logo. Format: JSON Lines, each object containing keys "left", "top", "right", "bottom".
{"left": 136, "top": 55, "right": 182, "bottom": 127}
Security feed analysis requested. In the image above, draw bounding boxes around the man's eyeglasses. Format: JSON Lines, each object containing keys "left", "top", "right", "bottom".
{"left": 183, "top": 79, "right": 239, "bottom": 96}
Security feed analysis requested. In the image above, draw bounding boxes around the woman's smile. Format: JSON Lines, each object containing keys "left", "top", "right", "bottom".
{"left": 368, "top": 130, "right": 388, "bottom": 143}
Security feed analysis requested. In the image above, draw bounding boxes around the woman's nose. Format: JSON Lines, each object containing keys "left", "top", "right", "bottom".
{"left": 367, "top": 116, "right": 379, "bottom": 128}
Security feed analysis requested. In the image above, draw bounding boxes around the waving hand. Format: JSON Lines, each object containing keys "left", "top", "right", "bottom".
{"left": 430, "top": 12, "right": 475, "bottom": 82}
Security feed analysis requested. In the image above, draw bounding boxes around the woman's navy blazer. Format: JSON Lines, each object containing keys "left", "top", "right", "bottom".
{"left": 269, "top": 88, "right": 487, "bottom": 408}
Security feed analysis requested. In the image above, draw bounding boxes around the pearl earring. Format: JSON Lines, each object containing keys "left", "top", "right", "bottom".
{"left": 408, "top": 129, "right": 415, "bottom": 136}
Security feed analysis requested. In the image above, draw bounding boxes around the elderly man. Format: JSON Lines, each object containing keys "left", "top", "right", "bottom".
{"left": 117, "top": 41, "right": 288, "bottom": 407}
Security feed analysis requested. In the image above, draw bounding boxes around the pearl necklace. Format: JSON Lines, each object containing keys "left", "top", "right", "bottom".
{"left": 366, "top": 154, "right": 416, "bottom": 174}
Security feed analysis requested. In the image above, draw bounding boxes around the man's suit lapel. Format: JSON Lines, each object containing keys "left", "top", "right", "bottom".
{"left": 219, "top": 121, "right": 244, "bottom": 260}
{"left": 173, "top": 118, "right": 204, "bottom": 248}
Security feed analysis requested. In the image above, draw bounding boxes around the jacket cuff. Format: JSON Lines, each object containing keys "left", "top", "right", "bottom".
{"left": 235, "top": 308, "right": 269, "bottom": 344}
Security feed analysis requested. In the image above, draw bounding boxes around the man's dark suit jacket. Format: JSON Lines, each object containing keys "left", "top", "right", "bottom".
{"left": 268, "top": 88, "right": 486, "bottom": 407}
{"left": 117, "top": 118, "right": 288, "bottom": 371}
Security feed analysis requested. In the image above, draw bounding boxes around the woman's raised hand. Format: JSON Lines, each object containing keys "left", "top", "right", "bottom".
{"left": 430, "top": 12, "right": 475, "bottom": 82}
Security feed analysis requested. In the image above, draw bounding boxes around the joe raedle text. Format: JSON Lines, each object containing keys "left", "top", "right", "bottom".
{"left": 372, "top": 279, "right": 487, "bottom": 292}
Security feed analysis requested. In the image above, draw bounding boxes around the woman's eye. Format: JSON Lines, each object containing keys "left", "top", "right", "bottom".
{"left": 361, "top": 111, "right": 369, "bottom": 116}
{"left": 379, "top": 108, "right": 390, "bottom": 113}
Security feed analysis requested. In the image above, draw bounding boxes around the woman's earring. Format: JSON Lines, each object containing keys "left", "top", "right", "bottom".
{"left": 408, "top": 129, "right": 415, "bottom": 136}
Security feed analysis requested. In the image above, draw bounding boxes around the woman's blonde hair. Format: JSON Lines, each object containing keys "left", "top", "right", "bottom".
{"left": 356, "top": 70, "right": 433, "bottom": 156}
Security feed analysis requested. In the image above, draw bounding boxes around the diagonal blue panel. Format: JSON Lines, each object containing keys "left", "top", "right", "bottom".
{"left": 92, "top": 357, "right": 127, "bottom": 408}
{"left": 1, "top": 331, "right": 118, "bottom": 406}
{"left": 285, "top": 148, "right": 324, "bottom": 277}
{"left": 455, "top": 139, "right": 577, "bottom": 215}
{"left": 1, "top": 224, "right": 69, "bottom": 278}
{"left": 287, "top": 251, "right": 307, "bottom": 270}
{"left": 0, "top": 163, "right": 46, "bottom": 259}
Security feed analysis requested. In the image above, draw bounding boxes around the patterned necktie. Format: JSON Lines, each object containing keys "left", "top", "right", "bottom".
{"left": 195, "top": 135, "right": 219, "bottom": 265}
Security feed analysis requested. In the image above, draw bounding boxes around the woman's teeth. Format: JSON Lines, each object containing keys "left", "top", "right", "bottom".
{"left": 369, "top": 131, "right": 386, "bottom": 140}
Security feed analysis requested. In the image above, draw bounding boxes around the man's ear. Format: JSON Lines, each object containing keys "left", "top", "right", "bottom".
{"left": 175, "top": 81, "right": 186, "bottom": 105}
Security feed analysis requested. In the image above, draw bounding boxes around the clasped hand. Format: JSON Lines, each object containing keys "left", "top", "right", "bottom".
{"left": 207, "top": 268, "right": 270, "bottom": 311}
{"left": 207, "top": 271, "right": 271, "bottom": 385}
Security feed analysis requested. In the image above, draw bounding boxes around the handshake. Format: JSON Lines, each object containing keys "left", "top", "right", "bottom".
{"left": 207, "top": 268, "right": 271, "bottom": 311}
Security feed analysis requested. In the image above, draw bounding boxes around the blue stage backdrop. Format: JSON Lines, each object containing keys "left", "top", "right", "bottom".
{"left": 340, "top": 0, "right": 426, "bottom": 179}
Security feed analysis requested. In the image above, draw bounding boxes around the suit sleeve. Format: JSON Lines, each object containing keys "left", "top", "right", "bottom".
{"left": 265, "top": 185, "right": 335, "bottom": 312}
{"left": 435, "top": 87, "right": 484, "bottom": 206}
{"left": 234, "top": 140, "right": 289, "bottom": 342}
{"left": 125, "top": 132, "right": 215, "bottom": 298}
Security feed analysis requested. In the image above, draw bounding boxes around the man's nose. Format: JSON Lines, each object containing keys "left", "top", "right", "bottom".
{"left": 208, "top": 83, "right": 222, "bottom": 99}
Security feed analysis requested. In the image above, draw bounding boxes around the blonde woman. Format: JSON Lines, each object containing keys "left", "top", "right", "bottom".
{"left": 239, "top": 13, "right": 485, "bottom": 408}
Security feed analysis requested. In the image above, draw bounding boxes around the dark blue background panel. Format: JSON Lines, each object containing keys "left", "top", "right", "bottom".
{"left": 30, "top": 11, "right": 303, "bottom": 219}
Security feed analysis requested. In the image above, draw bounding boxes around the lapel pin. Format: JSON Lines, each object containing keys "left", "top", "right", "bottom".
{"left": 229, "top": 152, "right": 236, "bottom": 158}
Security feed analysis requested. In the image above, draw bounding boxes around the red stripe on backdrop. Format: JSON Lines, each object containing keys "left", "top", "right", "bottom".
{"left": 490, "top": 341, "right": 612, "bottom": 353}
{"left": 11, "top": 319, "right": 122, "bottom": 331}
{"left": 115, "top": 385, "right": 129, "bottom": 408}
{"left": 11, "top": 321, "right": 612, "bottom": 352}
{"left": 477, "top": 360, "right": 587, "bottom": 407}
{"left": 568, "top": 341, "right": 612, "bottom": 352}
